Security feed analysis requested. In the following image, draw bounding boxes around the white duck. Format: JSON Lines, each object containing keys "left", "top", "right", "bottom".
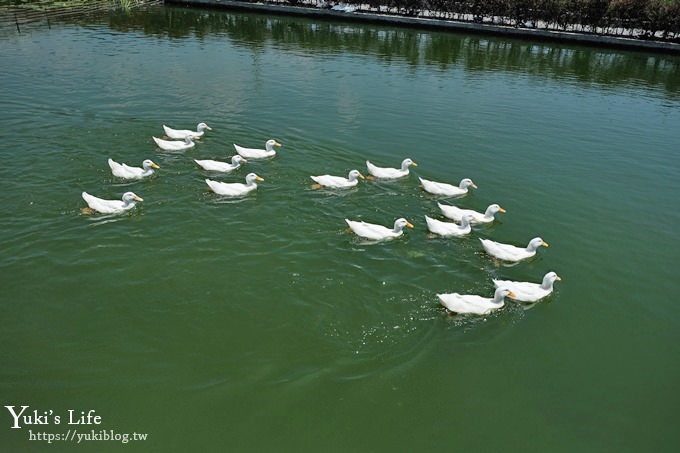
{"left": 108, "top": 158, "right": 159, "bottom": 180}
{"left": 81, "top": 191, "right": 143, "bottom": 215}
{"left": 492, "top": 272, "right": 562, "bottom": 302}
{"left": 205, "top": 172, "right": 263, "bottom": 197}
{"left": 480, "top": 237, "right": 549, "bottom": 263}
{"left": 311, "top": 169, "right": 364, "bottom": 189}
{"left": 152, "top": 135, "right": 195, "bottom": 152}
{"left": 233, "top": 139, "right": 281, "bottom": 159}
{"left": 195, "top": 155, "right": 247, "bottom": 173}
{"left": 366, "top": 158, "right": 417, "bottom": 179}
{"left": 419, "top": 177, "right": 477, "bottom": 197}
{"left": 438, "top": 202, "right": 505, "bottom": 224}
{"left": 438, "top": 287, "right": 516, "bottom": 315}
{"left": 345, "top": 217, "right": 413, "bottom": 241}
{"left": 424, "top": 214, "right": 473, "bottom": 237}
{"left": 163, "top": 122, "right": 212, "bottom": 139}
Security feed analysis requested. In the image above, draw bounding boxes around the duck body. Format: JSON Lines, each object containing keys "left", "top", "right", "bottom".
{"left": 195, "top": 155, "right": 246, "bottom": 173}
{"left": 163, "top": 122, "right": 212, "bottom": 139}
{"left": 82, "top": 191, "right": 143, "bottom": 214}
{"left": 420, "top": 177, "right": 477, "bottom": 197}
{"left": 366, "top": 158, "right": 416, "bottom": 179}
{"left": 345, "top": 218, "right": 413, "bottom": 241}
{"left": 492, "top": 272, "right": 561, "bottom": 302}
{"left": 437, "top": 287, "right": 515, "bottom": 315}
{"left": 205, "top": 172, "right": 263, "bottom": 197}
{"left": 153, "top": 135, "right": 195, "bottom": 152}
{"left": 438, "top": 202, "right": 505, "bottom": 224}
{"left": 311, "top": 169, "right": 364, "bottom": 189}
{"left": 234, "top": 139, "right": 281, "bottom": 159}
{"left": 480, "top": 237, "right": 548, "bottom": 263}
{"left": 424, "top": 214, "right": 472, "bottom": 237}
{"left": 108, "top": 158, "right": 159, "bottom": 180}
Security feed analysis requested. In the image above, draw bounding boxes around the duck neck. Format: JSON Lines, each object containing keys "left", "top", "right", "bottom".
{"left": 141, "top": 164, "right": 154, "bottom": 176}
{"left": 526, "top": 243, "right": 540, "bottom": 252}
{"left": 540, "top": 277, "right": 554, "bottom": 290}
{"left": 492, "top": 293, "right": 505, "bottom": 304}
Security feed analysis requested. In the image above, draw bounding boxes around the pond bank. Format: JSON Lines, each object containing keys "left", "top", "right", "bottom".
{"left": 164, "top": 0, "right": 680, "bottom": 55}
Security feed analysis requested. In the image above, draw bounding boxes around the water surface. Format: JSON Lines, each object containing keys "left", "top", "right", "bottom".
{"left": 1, "top": 6, "right": 679, "bottom": 452}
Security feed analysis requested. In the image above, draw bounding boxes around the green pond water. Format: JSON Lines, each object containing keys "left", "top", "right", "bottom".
{"left": 1, "top": 5, "right": 679, "bottom": 452}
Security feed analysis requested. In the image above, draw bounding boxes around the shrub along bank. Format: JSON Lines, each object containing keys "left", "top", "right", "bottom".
{"left": 286, "top": 0, "right": 680, "bottom": 41}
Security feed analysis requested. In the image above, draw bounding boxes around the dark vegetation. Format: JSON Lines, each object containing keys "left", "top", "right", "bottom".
{"left": 282, "top": 0, "right": 680, "bottom": 41}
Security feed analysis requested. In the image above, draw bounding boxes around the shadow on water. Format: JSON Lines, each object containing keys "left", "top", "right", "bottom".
{"left": 98, "top": 6, "right": 680, "bottom": 95}
{"left": 2, "top": 2, "right": 678, "bottom": 95}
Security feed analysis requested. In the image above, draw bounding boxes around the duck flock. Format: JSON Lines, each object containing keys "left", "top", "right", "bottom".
{"left": 82, "top": 122, "right": 561, "bottom": 317}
